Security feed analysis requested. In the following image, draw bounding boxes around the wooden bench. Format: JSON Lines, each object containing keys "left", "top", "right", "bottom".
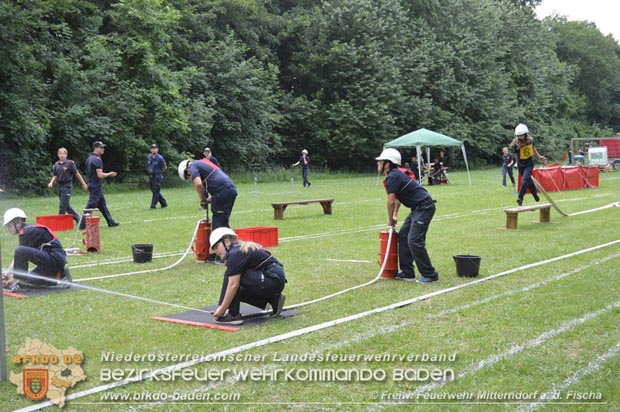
{"left": 271, "top": 198, "right": 334, "bottom": 220}
{"left": 504, "top": 203, "right": 552, "bottom": 230}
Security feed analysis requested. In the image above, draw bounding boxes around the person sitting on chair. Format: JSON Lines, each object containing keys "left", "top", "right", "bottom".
{"left": 2, "top": 208, "right": 71, "bottom": 291}
{"left": 209, "top": 227, "right": 287, "bottom": 325}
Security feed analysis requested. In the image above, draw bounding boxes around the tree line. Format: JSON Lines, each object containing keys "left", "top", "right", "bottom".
{"left": 1, "top": 0, "right": 619, "bottom": 193}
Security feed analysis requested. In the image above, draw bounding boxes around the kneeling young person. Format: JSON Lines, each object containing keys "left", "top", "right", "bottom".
{"left": 209, "top": 228, "right": 287, "bottom": 325}
{"left": 2, "top": 208, "right": 71, "bottom": 291}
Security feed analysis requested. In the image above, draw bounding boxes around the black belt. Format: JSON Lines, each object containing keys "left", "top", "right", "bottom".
{"left": 417, "top": 198, "right": 436, "bottom": 208}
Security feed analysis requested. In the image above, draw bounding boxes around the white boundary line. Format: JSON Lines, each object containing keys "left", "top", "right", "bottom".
{"left": 124, "top": 251, "right": 620, "bottom": 409}
{"left": 14, "top": 239, "right": 620, "bottom": 412}
{"left": 520, "top": 342, "right": 620, "bottom": 412}
{"left": 414, "top": 301, "right": 620, "bottom": 394}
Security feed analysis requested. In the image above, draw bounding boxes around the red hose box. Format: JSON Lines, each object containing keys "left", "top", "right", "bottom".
{"left": 235, "top": 226, "right": 278, "bottom": 248}
{"left": 36, "top": 214, "right": 74, "bottom": 231}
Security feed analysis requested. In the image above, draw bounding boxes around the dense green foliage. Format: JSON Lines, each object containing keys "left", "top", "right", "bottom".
{"left": 1, "top": 0, "right": 619, "bottom": 193}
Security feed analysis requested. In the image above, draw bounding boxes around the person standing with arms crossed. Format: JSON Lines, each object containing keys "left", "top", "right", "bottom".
{"left": 80, "top": 140, "right": 119, "bottom": 229}
{"left": 147, "top": 144, "right": 168, "bottom": 209}
{"left": 292, "top": 149, "right": 311, "bottom": 188}
{"left": 48, "top": 147, "right": 88, "bottom": 224}
{"left": 376, "top": 148, "right": 439, "bottom": 283}
{"left": 511, "top": 124, "right": 546, "bottom": 206}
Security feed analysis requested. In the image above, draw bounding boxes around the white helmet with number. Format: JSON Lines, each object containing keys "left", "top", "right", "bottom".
{"left": 209, "top": 227, "right": 237, "bottom": 252}
{"left": 177, "top": 160, "right": 192, "bottom": 181}
{"left": 375, "top": 148, "right": 401, "bottom": 165}
{"left": 3, "top": 208, "right": 27, "bottom": 227}
{"left": 515, "top": 124, "right": 529, "bottom": 136}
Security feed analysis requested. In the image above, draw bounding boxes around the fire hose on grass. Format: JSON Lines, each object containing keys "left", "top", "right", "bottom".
{"left": 284, "top": 225, "right": 396, "bottom": 311}
{"left": 531, "top": 176, "right": 620, "bottom": 217}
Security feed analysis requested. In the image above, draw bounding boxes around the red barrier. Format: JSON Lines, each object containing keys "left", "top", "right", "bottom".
{"left": 526, "top": 166, "right": 600, "bottom": 192}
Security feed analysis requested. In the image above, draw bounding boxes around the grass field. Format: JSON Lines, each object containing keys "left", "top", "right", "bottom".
{"left": 1, "top": 167, "right": 619, "bottom": 411}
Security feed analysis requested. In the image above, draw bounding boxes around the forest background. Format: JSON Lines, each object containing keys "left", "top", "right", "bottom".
{"left": 1, "top": 0, "right": 620, "bottom": 193}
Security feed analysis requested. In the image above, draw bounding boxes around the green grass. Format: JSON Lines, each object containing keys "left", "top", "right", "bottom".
{"left": 1, "top": 168, "right": 619, "bottom": 411}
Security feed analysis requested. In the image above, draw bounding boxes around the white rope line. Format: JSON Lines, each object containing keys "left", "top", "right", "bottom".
{"left": 13, "top": 238, "right": 620, "bottom": 412}
{"left": 137, "top": 251, "right": 619, "bottom": 408}
{"left": 74, "top": 219, "right": 203, "bottom": 282}
{"left": 4, "top": 269, "right": 213, "bottom": 316}
{"left": 284, "top": 227, "right": 395, "bottom": 310}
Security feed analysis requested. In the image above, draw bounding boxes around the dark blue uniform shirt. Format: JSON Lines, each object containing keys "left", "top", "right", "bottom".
{"left": 384, "top": 168, "right": 432, "bottom": 209}
{"left": 189, "top": 158, "right": 235, "bottom": 195}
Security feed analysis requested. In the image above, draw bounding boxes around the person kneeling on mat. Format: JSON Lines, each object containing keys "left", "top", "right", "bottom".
{"left": 2, "top": 208, "right": 72, "bottom": 291}
{"left": 209, "top": 227, "right": 287, "bottom": 325}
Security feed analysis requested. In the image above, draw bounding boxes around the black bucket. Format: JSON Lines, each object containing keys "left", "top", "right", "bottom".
{"left": 132, "top": 244, "right": 153, "bottom": 263}
{"left": 453, "top": 254, "right": 481, "bottom": 277}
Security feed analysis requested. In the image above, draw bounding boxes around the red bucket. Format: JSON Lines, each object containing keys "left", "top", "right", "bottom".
{"left": 378, "top": 230, "right": 398, "bottom": 279}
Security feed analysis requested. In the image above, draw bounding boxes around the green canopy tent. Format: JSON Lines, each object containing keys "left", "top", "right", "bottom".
{"left": 384, "top": 128, "right": 471, "bottom": 185}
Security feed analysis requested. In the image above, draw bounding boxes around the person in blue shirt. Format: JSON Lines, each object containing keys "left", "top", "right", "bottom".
{"left": 80, "top": 141, "right": 119, "bottom": 228}
{"left": 203, "top": 147, "right": 220, "bottom": 167}
{"left": 376, "top": 148, "right": 438, "bottom": 283}
{"left": 292, "top": 149, "right": 311, "bottom": 188}
{"left": 48, "top": 147, "right": 88, "bottom": 223}
{"left": 178, "top": 157, "right": 238, "bottom": 262}
{"left": 2, "top": 208, "right": 71, "bottom": 290}
{"left": 147, "top": 144, "right": 168, "bottom": 209}
{"left": 208, "top": 227, "right": 287, "bottom": 325}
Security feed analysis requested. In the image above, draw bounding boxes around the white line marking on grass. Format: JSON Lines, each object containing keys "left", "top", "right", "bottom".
{"left": 520, "top": 342, "right": 620, "bottom": 412}
{"left": 14, "top": 240, "right": 620, "bottom": 412}
{"left": 58, "top": 252, "right": 620, "bottom": 411}
{"left": 323, "top": 258, "right": 371, "bottom": 263}
{"left": 414, "top": 301, "right": 620, "bottom": 395}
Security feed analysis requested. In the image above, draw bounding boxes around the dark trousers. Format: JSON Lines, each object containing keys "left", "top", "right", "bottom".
{"left": 84, "top": 184, "right": 117, "bottom": 226}
{"left": 13, "top": 246, "right": 65, "bottom": 285}
{"left": 218, "top": 264, "right": 286, "bottom": 315}
{"left": 210, "top": 186, "right": 237, "bottom": 230}
{"left": 149, "top": 174, "right": 167, "bottom": 208}
{"left": 502, "top": 165, "right": 515, "bottom": 186}
{"left": 302, "top": 168, "right": 310, "bottom": 187}
{"left": 58, "top": 183, "right": 80, "bottom": 222}
{"left": 398, "top": 203, "right": 437, "bottom": 278}
{"left": 517, "top": 163, "right": 537, "bottom": 200}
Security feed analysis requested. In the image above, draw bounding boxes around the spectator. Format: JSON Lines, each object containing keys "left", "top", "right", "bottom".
{"left": 147, "top": 144, "right": 168, "bottom": 209}
{"left": 203, "top": 147, "right": 220, "bottom": 167}
{"left": 292, "top": 149, "right": 311, "bottom": 188}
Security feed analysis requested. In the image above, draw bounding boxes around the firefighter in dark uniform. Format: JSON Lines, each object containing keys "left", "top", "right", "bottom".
{"left": 48, "top": 147, "right": 88, "bottom": 223}
{"left": 2, "top": 208, "right": 71, "bottom": 291}
{"left": 81, "top": 140, "right": 119, "bottom": 229}
{"left": 177, "top": 158, "right": 237, "bottom": 230}
{"left": 511, "top": 124, "right": 546, "bottom": 206}
{"left": 147, "top": 144, "right": 168, "bottom": 209}
{"left": 376, "top": 148, "right": 439, "bottom": 283}
{"left": 209, "top": 227, "right": 287, "bottom": 325}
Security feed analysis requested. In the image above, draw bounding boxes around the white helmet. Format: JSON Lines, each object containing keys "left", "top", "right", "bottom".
{"left": 376, "top": 148, "right": 401, "bottom": 165}
{"left": 3, "top": 208, "right": 27, "bottom": 227}
{"left": 177, "top": 160, "right": 192, "bottom": 181}
{"left": 515, "top": 124, "right": 529, "bottom": 136}
{"left": 209, "top": 227, "right": 237, "bottom": 252}
{"left": 302, "top": 149, "right": 308, "bottom": 154}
